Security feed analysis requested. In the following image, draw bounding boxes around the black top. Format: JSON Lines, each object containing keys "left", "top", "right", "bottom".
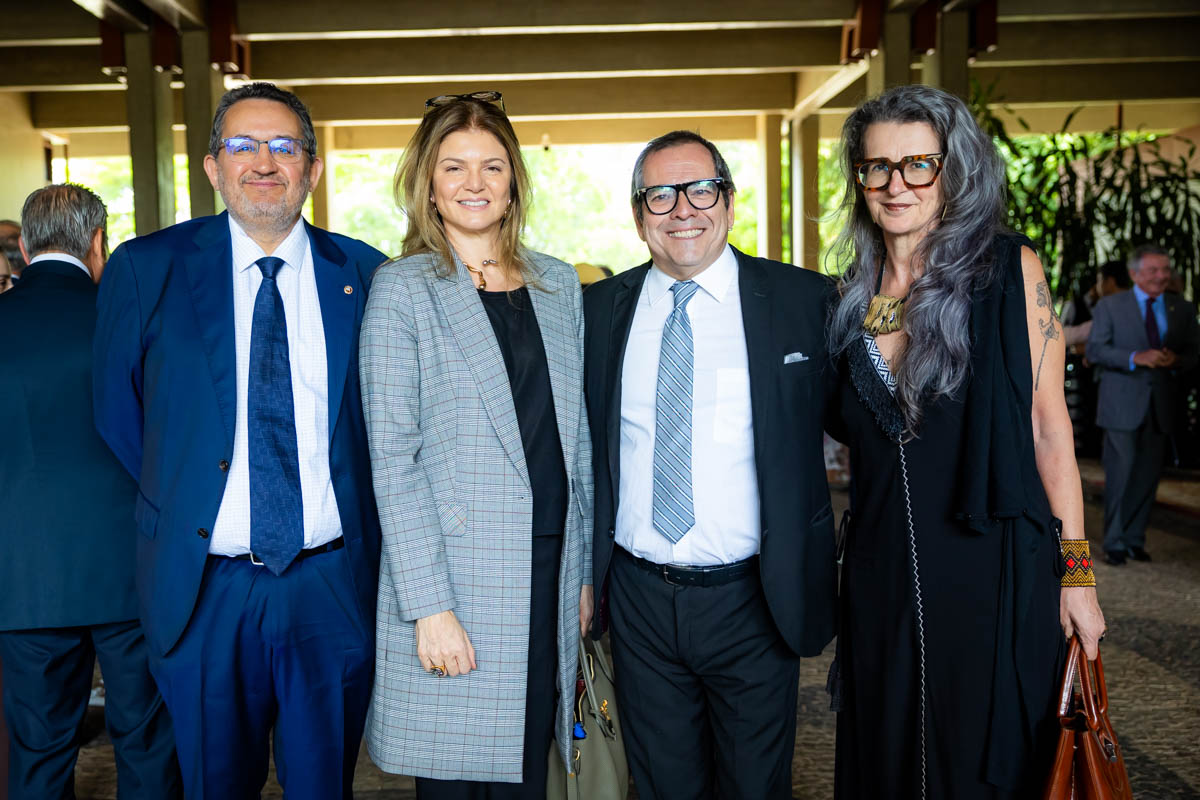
{"left": 479, "top": 287, "right": 568, "bottom": 537}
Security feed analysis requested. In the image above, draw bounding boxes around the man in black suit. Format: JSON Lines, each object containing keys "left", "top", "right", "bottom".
{"left": 0, "top": 185, "right": 181, "bottom": 799}
{"left": 584, "top": 131, "right": 836, "bottom": 800}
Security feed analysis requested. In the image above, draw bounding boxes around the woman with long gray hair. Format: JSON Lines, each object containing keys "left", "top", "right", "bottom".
{"left": 825, "top": 85, "right": 1105, "bottom": 799}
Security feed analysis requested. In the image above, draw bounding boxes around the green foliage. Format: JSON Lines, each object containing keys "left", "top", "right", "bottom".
{"left": 972, "top": 80, "right": 1200, "bottom": 302}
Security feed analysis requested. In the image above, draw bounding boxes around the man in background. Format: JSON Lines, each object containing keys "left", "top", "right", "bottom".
{"left": 0, "top": 220, "right": 23, "bottom": 285}
{"left": 1086, "top": 244, "right": 1199, "bottom": 565}
{"left": 0, "top": 184, "right": 180, "bottom": 799}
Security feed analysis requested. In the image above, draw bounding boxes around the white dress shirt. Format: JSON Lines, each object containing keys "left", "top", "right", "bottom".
{"left": 209, "top": 216, "right": 342, "bottom": 556}
{"left": 29, "top": 252, "right": 90, "bottom": 277}
{"left": 616, "top": 245, "right": 761, "bottom": 566}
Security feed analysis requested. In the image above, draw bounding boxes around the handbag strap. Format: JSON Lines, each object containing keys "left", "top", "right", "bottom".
{"left": 577, "top": 639, "right": 617, "bottom": 737}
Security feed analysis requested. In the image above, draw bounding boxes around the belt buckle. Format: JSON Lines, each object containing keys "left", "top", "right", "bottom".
{"left": 249, "top": 552, "right": 264, "bottom": 567}
{"left": 660, "top": 564, "right": 681, "bottom": 586}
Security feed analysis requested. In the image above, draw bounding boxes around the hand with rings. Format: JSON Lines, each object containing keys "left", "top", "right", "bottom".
{"left": 415, "top": 609, "right": 477, "bottom": 677}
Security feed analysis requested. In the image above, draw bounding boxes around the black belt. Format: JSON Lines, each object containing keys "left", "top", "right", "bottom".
{"left": 212, "top": 537, "right": 344, "bottom": 565}
{"left": 618, "top": 547, "right": 758, "bottom": 587}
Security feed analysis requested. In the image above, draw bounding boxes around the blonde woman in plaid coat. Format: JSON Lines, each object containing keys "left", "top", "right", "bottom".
{"left": 359, "top": 93, "right": 594, "bottom": 799}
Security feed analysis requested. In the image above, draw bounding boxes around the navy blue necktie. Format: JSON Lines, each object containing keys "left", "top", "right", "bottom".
{"left": 248, "top": 256, "right": 303, "bottom": 575}
{"left": 1144, "top": 297, "right": 1162, "bottom": 349}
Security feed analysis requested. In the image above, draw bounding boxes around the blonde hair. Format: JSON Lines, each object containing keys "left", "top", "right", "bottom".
{"left": 394, "top": 98, "right": 533, "bottom": 283}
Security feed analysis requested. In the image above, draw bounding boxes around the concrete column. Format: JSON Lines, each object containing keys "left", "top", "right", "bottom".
{"left": 124, "top": 31, "right": 175, "bottom": 235}
{"left": 867, "top": 11, "right": 912, "bottom": 97}
{"left": 790, "top": 114, "right": 821, "bottom": 271}
{"left": 181, "top": 29, "right": 224, "bottom": 218}
{"left": 310, "top": 125, "right": 336, "bottom": 230}
{"left": 755, "top": 112, "right": 783, "bottom": 262}
{"left": 921, "top": 10, "right": 970, "bottom": 100}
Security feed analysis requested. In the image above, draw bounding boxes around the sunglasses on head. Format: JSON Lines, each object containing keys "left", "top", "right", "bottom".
{"left": 423, "top": 91, "right": 505, "bottom": 116}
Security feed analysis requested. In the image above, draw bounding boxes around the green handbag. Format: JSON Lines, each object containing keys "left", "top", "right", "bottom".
{"left": 547, "top": 637, "right": 629, "bottom": 799}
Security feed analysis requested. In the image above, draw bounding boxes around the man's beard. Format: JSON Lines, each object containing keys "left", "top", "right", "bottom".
{"left": 219, "top": 171, "right": 311, "bottom": 236}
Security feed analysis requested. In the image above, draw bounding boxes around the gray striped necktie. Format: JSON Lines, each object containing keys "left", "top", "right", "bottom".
{"left": 653, "top": 279, "right": 700, "bottom": 543}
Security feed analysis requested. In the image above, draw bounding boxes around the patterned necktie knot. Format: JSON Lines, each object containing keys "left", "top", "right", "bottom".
{"left": 256, "top": 256, "right": 285, "bottom": 281}
{"left": 671, "top": 280, "right": 699, "bottom": 310}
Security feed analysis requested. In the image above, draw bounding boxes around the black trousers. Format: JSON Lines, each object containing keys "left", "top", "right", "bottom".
{"left": 416, "top": 533, "right": 562, "bottom": 800}
{"left": 0, "top": 620, "right": 181, "bottom": 800}
{"left": 608, "top": 548, "right": 800, "bottom": 800}
{"left": 1102, "top": 420, "right": 1167, "bottom": 553}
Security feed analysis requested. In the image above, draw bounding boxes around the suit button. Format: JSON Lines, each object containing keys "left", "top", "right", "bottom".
{"left": 197, "top": 528, "right": 209, "bottom": 539}
{"left": 218, "top": 460, "right": 230, "bottom": 472}
{"left": 608, "top": 527, "right": 615, "bottom": 539}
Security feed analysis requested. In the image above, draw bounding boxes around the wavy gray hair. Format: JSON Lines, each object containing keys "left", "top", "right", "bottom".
{"left": 827, "top": 85, "right": 1008, "bottom": 433}
{"left": 20, "top": 184, "right": 107, "bottom": 262}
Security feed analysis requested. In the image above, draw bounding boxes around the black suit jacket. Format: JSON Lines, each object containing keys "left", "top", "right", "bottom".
{"left": 584, "top": 247, "right": 837, "bottom": 657}
{"left": 0, "top": 259, "right": 140, "bottom": 631}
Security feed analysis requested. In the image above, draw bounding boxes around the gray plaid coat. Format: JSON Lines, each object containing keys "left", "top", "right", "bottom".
{"left": 359, "top": 249, "right": 594, "bottom": 781}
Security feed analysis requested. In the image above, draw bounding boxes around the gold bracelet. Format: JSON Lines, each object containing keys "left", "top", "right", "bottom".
{"left": 1060, "top": 539, "right": 1097, "bottom": 588}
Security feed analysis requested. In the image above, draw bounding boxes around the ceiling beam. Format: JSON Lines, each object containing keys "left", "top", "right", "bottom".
{"left": 789, "top": 63, "right": 870, "bottom": 120}
{"left": 997, "top": 0, "right": 1200, "bottom": 22}
{"left": 0, "top": 0, "right": 100, "bottom": 45}
{"left": 978, "top": 17, "right": 1200, "bottom": 67}
{"left": 234, "top": 0, "right": 856, "bottom": 40}
{"left": 71, "top": 0, "right": 150, "bottom": 31}
{"left": 0, "top": 46, "right": 120, "bottom": 90}
{"left": 248, "top": 27, "right": 842, "bottom": 85}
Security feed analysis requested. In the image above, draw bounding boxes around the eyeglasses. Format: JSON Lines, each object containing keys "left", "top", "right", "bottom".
{"left": 220, "top": 137, "right": 308, "bottom": 163}
{"left": 853, "top": 153, "right": 944, "bottom": 191}
{"left": 634, "top": 178, "right": 727, "bottom": 216}
{"left": 423, "top": 91, "right": 505, "bottom": 116}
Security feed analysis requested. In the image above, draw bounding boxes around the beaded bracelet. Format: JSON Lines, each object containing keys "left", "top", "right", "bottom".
{"left": 1060, "top": 539, "right": 1097, "bottom": 588}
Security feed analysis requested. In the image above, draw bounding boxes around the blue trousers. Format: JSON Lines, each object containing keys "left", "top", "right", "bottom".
{"left": 0, "top": 619, "right": 180, "bottom": 800}
{"left": 149, "top": 547, "right": 372, "bottom": 800}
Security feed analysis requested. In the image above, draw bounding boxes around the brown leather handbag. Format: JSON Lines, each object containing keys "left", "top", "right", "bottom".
{"left": 1042, "top": 636, "right": 1132, "bottom": 800}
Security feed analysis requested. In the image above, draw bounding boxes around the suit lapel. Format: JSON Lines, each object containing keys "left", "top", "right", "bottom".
{"left": 526, "top": 260, "right": 577, "bottom": 472}
{"left": 1122, "top": 290, "right": 1152, "bottom": 349}
{"left": 184, "top": 213, "right": 237, "bottom": 447}
{"left": 734, "top": 248, "right": 775, "bottom": 475}
{"left": 606, "top": 265, "right": 649, "bottom": 492}
{"left": 307, "top": 222, "right": 355, "bottom": 437}
{"left": 434, "top": 259, "right": 530, "bottom": 487}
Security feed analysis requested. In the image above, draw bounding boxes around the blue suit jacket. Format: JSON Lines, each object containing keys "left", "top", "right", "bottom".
{"left": 0, "top": 259, "right": 140, "bottom": 631}
{"left": 93, "top": 212, "right": 387, "bottom": 656}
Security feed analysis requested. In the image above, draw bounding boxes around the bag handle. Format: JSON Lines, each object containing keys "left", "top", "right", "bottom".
{"left": 577, "top": 639, "right": 617, "bottom": 738}
{"left": 1056, "top": 635, "right": 1109, "bottom": 733}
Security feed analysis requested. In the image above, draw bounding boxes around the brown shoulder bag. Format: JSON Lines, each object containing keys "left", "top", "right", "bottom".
{"left": 1042, "top": 636, "right": 1132, "bottom": 800}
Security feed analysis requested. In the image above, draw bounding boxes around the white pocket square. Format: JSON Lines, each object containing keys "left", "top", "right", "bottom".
{"left": 784, "top": 352, "right": 809, "bottom": 364}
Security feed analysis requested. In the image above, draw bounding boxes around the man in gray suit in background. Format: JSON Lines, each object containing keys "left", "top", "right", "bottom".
{"left": 1086, "top": 244, "right": 1199, "bottom": 565}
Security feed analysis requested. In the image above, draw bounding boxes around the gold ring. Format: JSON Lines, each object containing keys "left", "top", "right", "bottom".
{"left": 431, "top": 665, "right": 446, "bottom": 677}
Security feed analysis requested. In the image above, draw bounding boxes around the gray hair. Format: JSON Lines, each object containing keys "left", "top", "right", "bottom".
{"left": 827, "top": 84, "right": 1008, "bottom": 434}
{"left": 0, "top": 219, "right": 21, "bottom": 267}
{"left": 630, "top": 130, "right": 736, "bottom": 221}
{"left": 1128, "top": 244, "right": 1169, "bottom": 272}
{"left": 20, "top": 184, "right": 108, "bottom": 262}
{"left": 208, "top": 82, "right": 317, "bottom": 160}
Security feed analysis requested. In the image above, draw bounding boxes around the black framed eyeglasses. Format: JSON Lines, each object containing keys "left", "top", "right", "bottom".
{"left": 220, "top": 137, "right": 308, "bottom": 163}
{"left": 853, "top": 153, "right": 943, "bottom": 191}
{"left": 423, "top": 91, "right": 505, "bottom": 116}
{"left": 634, "top": 178, "right": 726, "bottom": 215}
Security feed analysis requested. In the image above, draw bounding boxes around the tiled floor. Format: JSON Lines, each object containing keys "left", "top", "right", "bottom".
{"left": 70, "top": 469, "right": 1200, "bottom": 799}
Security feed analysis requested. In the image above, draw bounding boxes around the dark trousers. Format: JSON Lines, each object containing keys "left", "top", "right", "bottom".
{"left": 148, "top": 547, "right": 372, "bottom": 800}
{"left": 1102, "top": 421, "right": 1167, "bottom": 553}
{"left": 0, "top": 620, "right": 180, "bottom": 800}
{"left": 415, "top": 533, "right": 562, "bottom": 800}
{"left": 608, "top": 548, "right": 800, "bottom": 800}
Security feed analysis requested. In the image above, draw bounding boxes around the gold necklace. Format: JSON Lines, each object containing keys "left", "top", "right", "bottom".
{"left": 863, "top": 292, "right": 907, "bottom": 335}
{"left": 464, "top": 258, "right": 498, "bottom": 290}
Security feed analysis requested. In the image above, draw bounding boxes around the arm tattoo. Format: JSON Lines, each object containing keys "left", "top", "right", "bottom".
{"left": 1034, "top": 281, "right": 1061, "bottom": 390}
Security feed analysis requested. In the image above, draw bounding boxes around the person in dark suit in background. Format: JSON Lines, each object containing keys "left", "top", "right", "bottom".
{"left": 0, "top": 220, "right": 22, "bottom": 285}
{"left": 93, "top": 83, "right": 385, "bottom": 799}
{"left": 0, "top": 184, "right": 180, "bottom": 800}
{"left": 583, "top": 130, "right": 836, "bottom": 800}
{"left": 1086, "top": 244, "right": 1199, "bottom": 565}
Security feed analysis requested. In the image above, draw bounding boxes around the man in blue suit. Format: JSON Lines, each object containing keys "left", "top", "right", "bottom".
{"left": 0, "top": 184, "right": 180, "bottom": 799}
{"left": 94, "top": 83, "right": 386, "bottom": 799}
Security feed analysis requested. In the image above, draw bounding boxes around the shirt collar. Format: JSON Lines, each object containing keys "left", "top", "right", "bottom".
{"left": 229, "top": 215, "right": 308, "bottom": 274}
{"left": 646, "top": 244, "right": 737, "bottom": 307}
{"left": 29, "top": 252, "right": 90, "bottom": 277}
{"left": 1132, "top": 285, "right": 1161, "bottom": 306}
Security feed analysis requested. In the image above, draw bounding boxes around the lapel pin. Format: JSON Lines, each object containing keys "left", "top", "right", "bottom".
{"left": 344, "top": 285, "right": 353, "bottom": 295}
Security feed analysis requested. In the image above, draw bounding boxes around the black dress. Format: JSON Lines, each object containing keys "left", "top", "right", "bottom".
{"left": 415, "top": 287, "right": 568, "bottom": 800}
{"left": 832, "top": 235, "right": 1066, "bottom": 799}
